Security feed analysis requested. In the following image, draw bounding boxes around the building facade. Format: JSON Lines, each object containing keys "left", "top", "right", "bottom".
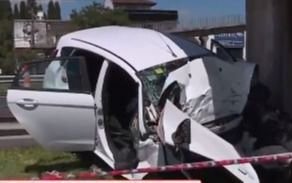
{"left": 104, "top": 0, "right": 178, "bottom": 32}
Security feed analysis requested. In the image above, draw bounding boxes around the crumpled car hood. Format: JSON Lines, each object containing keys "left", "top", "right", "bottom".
{"left": 162, "top": 56, "right": 256, "bottom": 124}
{"left": 156, "top": 56, "right": 259, "bottom": 182}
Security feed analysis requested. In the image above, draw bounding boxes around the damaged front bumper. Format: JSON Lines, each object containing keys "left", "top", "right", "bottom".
{"left": 157, "top": 100, "right": 259, "bottom": 183}
{"left": 138, "top": 56, "right": 258, "bottom": 182}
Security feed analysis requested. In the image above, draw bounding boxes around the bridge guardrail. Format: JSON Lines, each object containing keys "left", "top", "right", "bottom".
{"left": 131, "top": 14, "right": 245, "bottom": 33}
{"left": 0, "top": 75, "right": 43, "bottom": 84}
{"left": 0, "top": 75, "right": 43, "bottom": 98}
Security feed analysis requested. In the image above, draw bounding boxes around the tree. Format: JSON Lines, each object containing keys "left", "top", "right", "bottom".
{"left": 70, "top": 2, "right": 130, "bottom": 29}
{"left": 0, "top": 0, "right": 12, "bottom": 20}
{"left": 14, "top": 4, "right": 20, "bottom": 19}
{"left": 0, "top": 19, "right": 14, "bottom": 74}
{"left": 54, "top": 1, "right": 61, "bottom": 19}
{"left": 26, "top": 0, "right": 37, "bottom": 15}
{"left": 19, "top": 1, "right": 28, "bottom": 19}
{"left": 0, "top": 0, "right": 13, "bottom": 74}
{"left": 37, "top": 4, "right": 43, "bottom": 12}
{"left": 47, "top": 0, "right": 55, "bottom": 19}
{"left": 47, "top": 1, "right": 61, "bottom": 20}
{"left": 44, "top": 12, "right": 47, "bottom": 20}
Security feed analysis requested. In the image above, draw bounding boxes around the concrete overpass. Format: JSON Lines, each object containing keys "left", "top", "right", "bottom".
{"left": 171, "top": 25, "right": 246, "bottom": 60}
{"left": 172, "top": 25, "right": 246, "bottom": 37}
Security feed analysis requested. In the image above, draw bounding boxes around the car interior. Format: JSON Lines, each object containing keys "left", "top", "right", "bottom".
{"left": 102, "top": 63, "right": 139, "bottom": 169}
{"left": 70, "top": 49, "right": 104, "bottom": 94}
{"left": 103, "top": 63, "right": 138, "bottom": 135}
{"left": 62, "top": 47, "right": 139, "bottom": 168}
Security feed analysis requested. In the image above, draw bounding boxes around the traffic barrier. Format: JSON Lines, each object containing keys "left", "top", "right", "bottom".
{"left": 39, "top": 152, "right": 292, "bottom": 180}
{"left": 0, "top": 75, "right": 43, "bottom": 84}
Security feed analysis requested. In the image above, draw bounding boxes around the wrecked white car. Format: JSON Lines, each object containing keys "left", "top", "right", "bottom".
{"left": 7, "top": 26, "right": 259, "bottom": 182}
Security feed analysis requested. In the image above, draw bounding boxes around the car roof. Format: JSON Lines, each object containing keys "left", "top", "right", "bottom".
{"left": 58, "top": 26, "right": 210, "bottom": 71}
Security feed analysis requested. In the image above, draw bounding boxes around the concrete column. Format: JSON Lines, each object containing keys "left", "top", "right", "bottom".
{"left": 281, "top": 0, "right": 292, "bottom": 114}
{"left": 246, "top": 0, "right": 292, "bottom": 114}
{"left": 243, "top": 31, "right": 247, "bottom": 60}
{"left": 206, "top": 35, "right": 215, "bottom": 50}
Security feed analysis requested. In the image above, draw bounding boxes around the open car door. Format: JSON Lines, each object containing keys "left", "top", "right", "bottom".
{"left": 7, "top": 57, "right": 97, "bottom": 151}
{"left": 159, "top": 100, "right": 259, "bottom": 183}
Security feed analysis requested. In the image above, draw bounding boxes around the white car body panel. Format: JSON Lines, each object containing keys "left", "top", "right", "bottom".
{"left": 7, "top": 90, "right": 96, "bottom": 151}
{"left": 58, "top": 26, "right": 187, "bottom": 71}
{"left": 160, "top": 100, "right": 259, "bottom": 183}
{"left": 94, "top": 61, "right": 114, "bottom": 161}
{"left": 56, "top": 36, "right": 137, "bottom": 77}
{"left": 56, "top": 38, "right": 151, "bottom": 134}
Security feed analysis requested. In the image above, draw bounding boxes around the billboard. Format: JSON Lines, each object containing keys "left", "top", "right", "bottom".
{"left": 214, "top": 32, "right": 244, "bottom": 48}
{"left": 14, "top": 20, "right": 78, "bottom": 49}
{"left": 14, "top": 20, "right": 57, "bottom": 49}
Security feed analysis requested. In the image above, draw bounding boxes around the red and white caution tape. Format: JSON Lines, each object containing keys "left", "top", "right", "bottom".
{"left": 40, "top": 153, "right": 292, "bottom": 180}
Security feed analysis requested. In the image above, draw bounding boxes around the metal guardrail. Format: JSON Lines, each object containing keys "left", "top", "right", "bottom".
{"left": 0, "top": 75, "right": 43, "bottom": 97}
{"left": 131, "top": 14, "right": 245, "bottom": 33}
{"left": 0, "top": 75, "right": 43, "bottom": 84}
{"left": 0, "top": 75, "right": 15, "bottom": 84}
{"left": 176, "top": 14, "right": 245, "bottom": 31}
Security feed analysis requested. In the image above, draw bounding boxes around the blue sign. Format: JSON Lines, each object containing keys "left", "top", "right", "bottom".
{"left": 214, "top": 32, "right": 244, "bottom": 48}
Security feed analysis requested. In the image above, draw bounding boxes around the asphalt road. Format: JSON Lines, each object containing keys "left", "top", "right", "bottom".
{"left": 0, "top": 135, "right": 36, "bottom": 149}
{"left": 0, "top": 119, "right": 35, "bottom": 149}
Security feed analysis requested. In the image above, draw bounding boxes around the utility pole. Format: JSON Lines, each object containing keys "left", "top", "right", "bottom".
{"left": 12, "top": 20, "right": 18, "bottom": 73}
{"left": 29, "top": 2, "right": 36, "bottom": 48}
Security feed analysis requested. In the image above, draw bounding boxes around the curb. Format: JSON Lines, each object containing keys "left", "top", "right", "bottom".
{"left": 0, "top": 135, "right": 36, "bottom": 149}
{"left": 0, "top": 107, "right": 16, "bottom": 123}
{"left": 0, "top": 129, "right": 28, "bottom": 137}
{"left": 0, "top": 122, "right": 36, "bottom": 149}
{"left": 0, "top": 122, "right": 28, "bottom": 137}
{"left": 0, "top": 117, "right": 17, "bottom": 123}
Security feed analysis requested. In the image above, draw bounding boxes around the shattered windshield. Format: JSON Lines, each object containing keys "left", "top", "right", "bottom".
{"left": 138, "top": 59, "right": 188, "bottom": 107}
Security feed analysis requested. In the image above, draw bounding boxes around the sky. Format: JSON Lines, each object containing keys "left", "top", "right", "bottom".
{"left": 11, "top": 0, "right": 245, "bottom": 22}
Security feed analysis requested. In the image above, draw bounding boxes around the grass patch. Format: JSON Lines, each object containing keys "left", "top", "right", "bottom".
{"left": 0, "top": 146, "right": 95, "bottom": 179}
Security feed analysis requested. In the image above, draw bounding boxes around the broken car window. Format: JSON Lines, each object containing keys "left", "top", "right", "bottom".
{"left": 12, "top": 57, "right": 90, "bottom": 93}
{"left": 138, "top": 59, "right": 187, "bottom": 108}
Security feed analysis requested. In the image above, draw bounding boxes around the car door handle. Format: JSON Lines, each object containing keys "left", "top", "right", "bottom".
{"left": 16, "top": 98, "right": 39, "bottom": 110}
